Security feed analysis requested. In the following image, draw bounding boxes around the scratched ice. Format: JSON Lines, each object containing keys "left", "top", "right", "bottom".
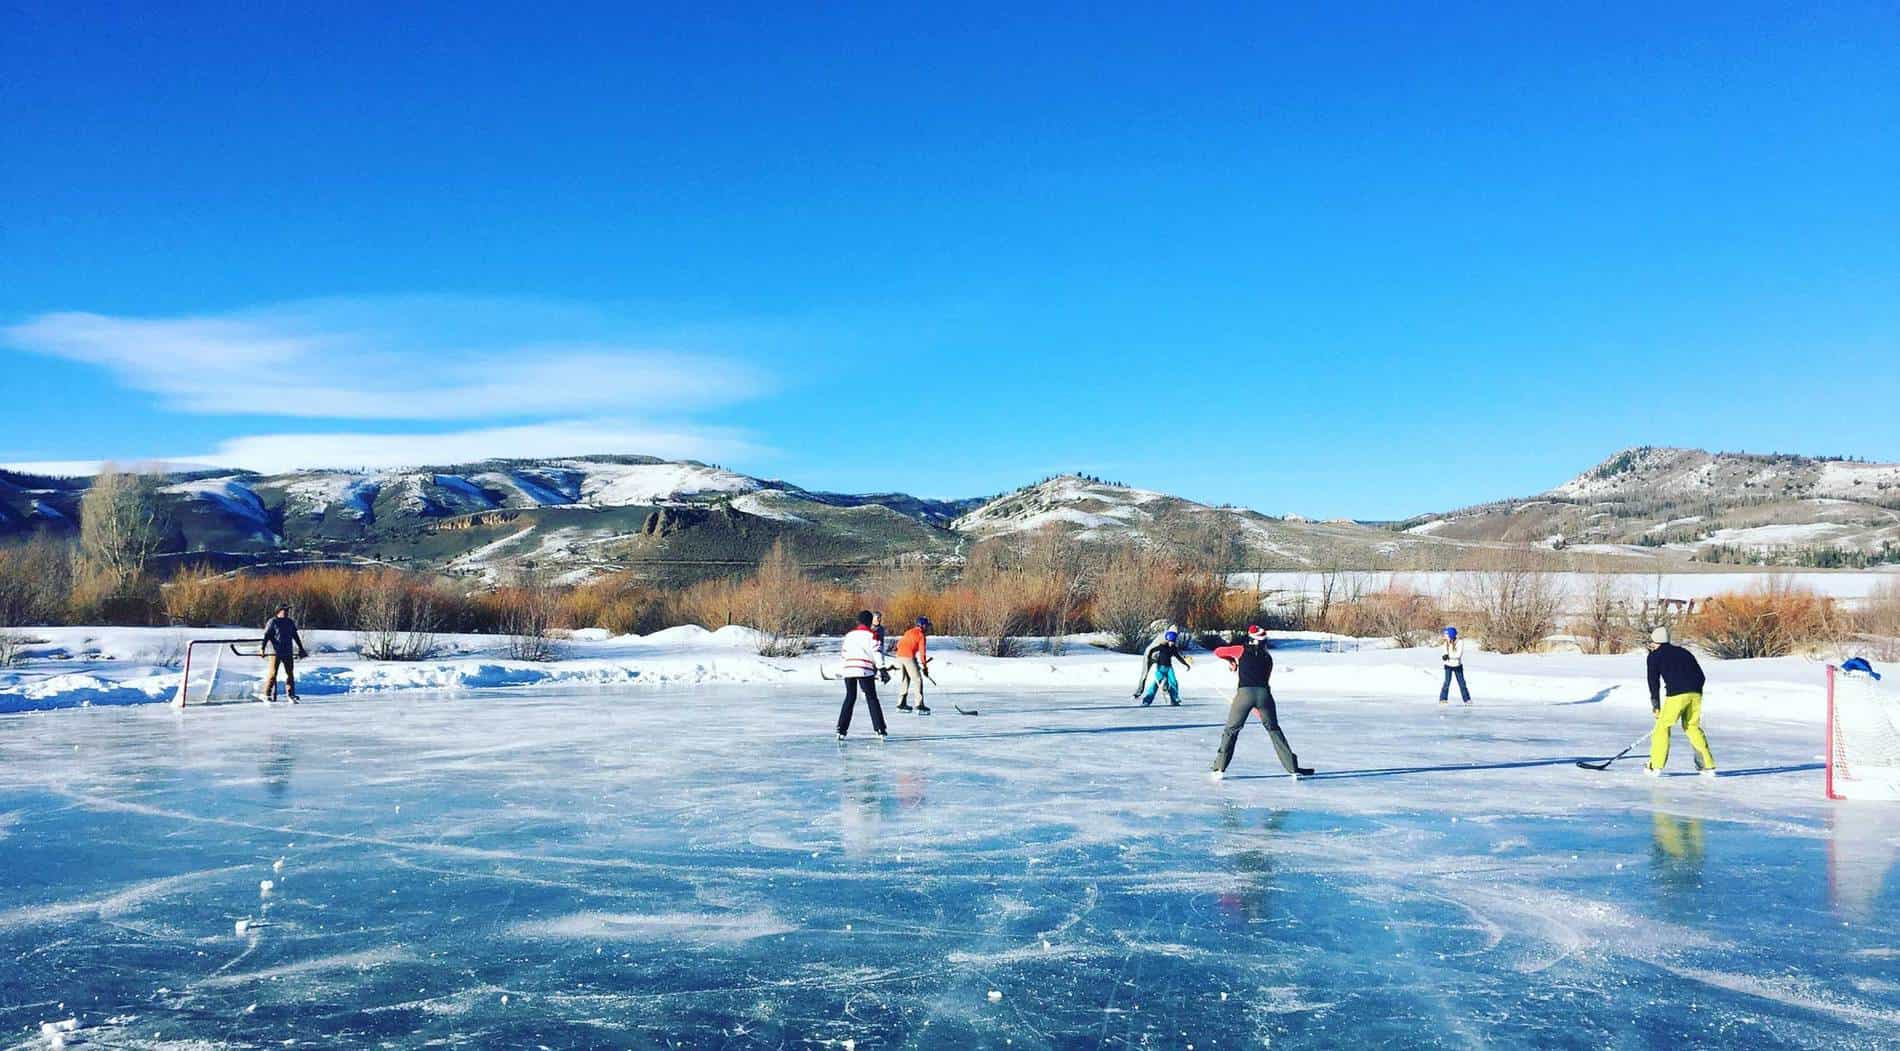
{"left": 2, "top": 686, "right": 1897, "bottom": 1048}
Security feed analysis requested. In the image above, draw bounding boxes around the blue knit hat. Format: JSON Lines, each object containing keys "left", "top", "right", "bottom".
{"left": 1445, "top": 626, "right": 1457, "bottom": 639}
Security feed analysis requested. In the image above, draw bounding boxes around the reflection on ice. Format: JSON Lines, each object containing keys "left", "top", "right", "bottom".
{"left": 0, "top": 685, "right": 1895, "bottom": 1047}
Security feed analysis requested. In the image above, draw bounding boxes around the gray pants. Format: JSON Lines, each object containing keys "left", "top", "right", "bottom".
{"left": 1213, "top": 686, "right": 1300, "bottom": 774}
{"left": 898, "top": 656, "right": 925, "bottom": 703}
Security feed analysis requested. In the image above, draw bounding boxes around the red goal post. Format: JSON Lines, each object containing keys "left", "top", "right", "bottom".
{"left": 1826, "top": 663, "right": 1900, "bottom": 801}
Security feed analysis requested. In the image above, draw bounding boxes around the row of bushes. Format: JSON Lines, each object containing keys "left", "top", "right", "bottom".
{"left": 6, "top": 530, "right": 1899, "bottom": 663}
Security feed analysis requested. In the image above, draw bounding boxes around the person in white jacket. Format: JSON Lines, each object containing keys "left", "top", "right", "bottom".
{"left": 1439, "top": 626, "right": 1471, "bottom": 704}
{"left": 836, "top": 610, "right": 889, "bottom": 740}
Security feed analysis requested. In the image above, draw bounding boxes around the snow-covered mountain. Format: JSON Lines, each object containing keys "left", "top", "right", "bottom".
{"left": 7, "top": 447, "right": 1897, "bottom": 581}
{"left": 1402, "top": 447, "right": 1900, "bottom": 564}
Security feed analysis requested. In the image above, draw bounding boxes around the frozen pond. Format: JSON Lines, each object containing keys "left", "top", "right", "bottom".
{"left": 2, "top": 685, "right": 1897, "bottom": 1048}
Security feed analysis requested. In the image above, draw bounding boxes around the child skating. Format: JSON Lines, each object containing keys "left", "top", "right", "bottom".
{"left": 1137, "top": 630, "right": 1191, "bottom": 706}
{"left": 1439, "top": 626, "right": 1471, "bottom": 704}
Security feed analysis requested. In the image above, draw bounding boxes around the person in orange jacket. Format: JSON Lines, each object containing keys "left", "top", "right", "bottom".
{"left": 895, "top": 616, "right": 932, "bottom": 715}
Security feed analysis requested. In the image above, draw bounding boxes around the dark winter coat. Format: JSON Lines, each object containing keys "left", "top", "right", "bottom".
{"left": 262, "top": 615, "right": 304, "bottom": 658}
{"left": 1646, "top": 643, "right": 1705, "bottom": 705}
{"left": 1233, "top": 640, "right": 1274, "bottom": 689}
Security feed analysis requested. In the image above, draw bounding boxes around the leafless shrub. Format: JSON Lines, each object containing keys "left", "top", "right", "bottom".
{"left": 1022, "top": 525, "right": 1085, "bottom": 654}
{"left": 950, "top": 540, "right": 1037, "bottom": 658}
{"left": 0, "top": 535, "right": 72, "bottom": 628}
{"left": 749, "top": 540, "right": 824, "bottom": 657}
{"left": 1459, "top": 555, "right": 1563, "bottom": 654}
{"left": 1575, "top": 564, "right": 1637, "bottom": 654}
{"left": 497, "top": 569, "right": 561, "bottom": 661}
{"left": 0, "top": 630, "right": 21, "bottom": 668}
{"left": 356, "top": 569, "right": 442, "bottom": 661}
{"left": 1093, "top": 546, "right": 1181, "bottom": 653}
{"left": 1855, "top": 580, "right": 1900, "bottom": 661}
{"left": 1332, "top": 588, "right": 1443, "bottom": 646}
{"left": 137, "top": 630, "right": 190, "bottom": 669}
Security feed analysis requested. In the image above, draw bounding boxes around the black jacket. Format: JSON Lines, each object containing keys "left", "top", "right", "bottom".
{"left": 262, "top": 615, "right": 304, "bottom": 658}
{"left": 1646, "top": 643, "right": 1705, "bottom": 705}
{"left": 1150, "top": 642, "right": 1187, "bottom": 669}
{"left": 1235, "top": 641, "right": 1274, "bottom": 689}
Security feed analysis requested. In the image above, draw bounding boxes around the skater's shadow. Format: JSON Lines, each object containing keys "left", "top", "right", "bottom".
{"left": 1032, "top": 703, "right": 1209, "bottom": 715}
{"left": 1232, "top": 756, "right": 1584, "bottom": 781}
{"left": 1672, "top": 763, "right": 1822, "bottom": 779}
{"left": 899, "top": 722, "right": 1224, "bottom": 745}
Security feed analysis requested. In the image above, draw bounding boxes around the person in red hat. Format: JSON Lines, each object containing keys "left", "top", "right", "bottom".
{"left": 1209, "top": 625, "right": 1311, "bottom": 780}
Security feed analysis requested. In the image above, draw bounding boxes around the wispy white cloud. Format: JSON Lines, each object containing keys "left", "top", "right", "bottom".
{"left": 1, "top": 296, "right": 777, "bottom": 475}
{"left": 3, "top": 419, "right": 763, "bottom": 477}
{"left": 1, "top": 296, "right": 764, "bottom": 420}
{"left": 193, "top": 419, "right": 762, "bottom": 473}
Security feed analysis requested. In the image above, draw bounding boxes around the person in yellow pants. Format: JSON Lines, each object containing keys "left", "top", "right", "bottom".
{"left": 1645, "top": 626, "right": 1715, "bottom": 776}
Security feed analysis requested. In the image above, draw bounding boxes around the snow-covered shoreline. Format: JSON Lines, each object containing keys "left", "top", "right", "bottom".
{"left": 0, "top": 624, "right": 1845, "bottom": 724}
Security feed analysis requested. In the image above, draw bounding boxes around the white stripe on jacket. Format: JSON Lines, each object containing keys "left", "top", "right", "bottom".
{"left": 841, "top": 627, "right": 881, "bottom": 678}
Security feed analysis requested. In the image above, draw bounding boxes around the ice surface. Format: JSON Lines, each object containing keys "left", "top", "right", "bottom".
{"left": 2, "top": 682, "right": 1896, "bottom": 1047}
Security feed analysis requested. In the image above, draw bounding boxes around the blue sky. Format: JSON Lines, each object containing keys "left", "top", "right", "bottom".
{"left": 2, "top": 2, "right": 1894, "bottom": 518}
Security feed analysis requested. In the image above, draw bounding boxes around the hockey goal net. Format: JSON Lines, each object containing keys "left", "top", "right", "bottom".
{"left": 173, "top": 639, "right": 267, "bottom": 707}
{"left": 1827, "top": 664, "right": 1900, "bottom": 800}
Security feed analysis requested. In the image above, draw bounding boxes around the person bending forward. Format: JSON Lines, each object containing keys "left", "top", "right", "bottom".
{"left": 1645, "top": 626, "right": 1715, "bottom": 776}
{"left": 895, "top": 617, "right": 931, "bottom": 714}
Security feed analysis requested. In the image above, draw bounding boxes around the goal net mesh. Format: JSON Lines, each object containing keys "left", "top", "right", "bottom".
{"left": 1828, "top": 666, "right": 1900, "bottom": 801}
{"left": 174, "top": 642, "right": 266, "bottom": 706}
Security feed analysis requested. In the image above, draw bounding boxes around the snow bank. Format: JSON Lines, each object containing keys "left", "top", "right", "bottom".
{"left": 0, "top": 625, "right": 1853, "bottom": 723}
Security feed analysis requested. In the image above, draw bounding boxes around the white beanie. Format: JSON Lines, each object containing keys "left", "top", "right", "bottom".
{"left": 1651, "top": 626, "right": 1670, "bottom": 645}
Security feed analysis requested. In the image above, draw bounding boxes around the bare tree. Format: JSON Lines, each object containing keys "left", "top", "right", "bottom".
{"left": 501, "top": 568, "right": 561, "bottom": 661}
{"left": 1093, "top": 545, "right": 1176, "bottom": 653}
{"left": 356, "top": 569, "right": 441, "bottom": 661}
{"left": 1578, "top": 561, "right": 1635, "bottom": 654}
{"left": 749, "top": 539, "right": 822, "bottom": 657}
{"left": 1459, "top": 553, "right": 1562, "bottom": 654}
{"left": 77, "top": 467, "right": 166, "bottom": 588}
{"left": 1022, "top": 524, "right": 1084, "bottom": 654}
{"left": 952, "top": 538, "right": 1035, "bottom": 658}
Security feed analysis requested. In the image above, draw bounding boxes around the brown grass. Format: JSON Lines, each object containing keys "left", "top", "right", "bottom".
{"left": 1685, "top": 579, "right": 1836, "bottom": 659}
{"left": 1330, "top": 587, "right": 1444, "bottom": 647}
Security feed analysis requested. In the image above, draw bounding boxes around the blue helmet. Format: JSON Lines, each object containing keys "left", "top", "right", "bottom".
{"left": 916, "top": 616, "right": 931, "bottom": 629}
{"left": 1164, "top": 630, "right": 1178, "bottom": 642}
{"left": 1445, "top": 626, "right": 1457, "bottom": 639}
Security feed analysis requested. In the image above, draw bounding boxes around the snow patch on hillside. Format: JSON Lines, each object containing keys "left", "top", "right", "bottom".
{"left": 165, "top": 478, "right": 271, "bottom": 525}
{"left": 564, "top": 461, "right": 760, "bottom": 506}
{"left": 731, "top": 492, "right": 809, "bottom": 523}
{"left": 1694, "top": 523, "right": 1853, "bottom": 548}
{"left": 279, "top": 473, "right": 381, "bottom": 520}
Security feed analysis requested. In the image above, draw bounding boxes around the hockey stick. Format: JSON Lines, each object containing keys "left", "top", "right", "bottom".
{"left": 919, "top": 663, "right": 975, "bottom": 714}
{"left": 1576, "top": 732, "right": 1651, "bottom": 771}
{"left": 231, "top": 644, "right": 266, "bottom": 657}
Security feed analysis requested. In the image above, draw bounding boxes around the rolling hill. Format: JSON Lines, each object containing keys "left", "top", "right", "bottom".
{"left": 5, "top": 447, "right": 1896, "bottom": 583}
{"left": 1400, "top": 447, "right": 1900, "bottom": 566}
